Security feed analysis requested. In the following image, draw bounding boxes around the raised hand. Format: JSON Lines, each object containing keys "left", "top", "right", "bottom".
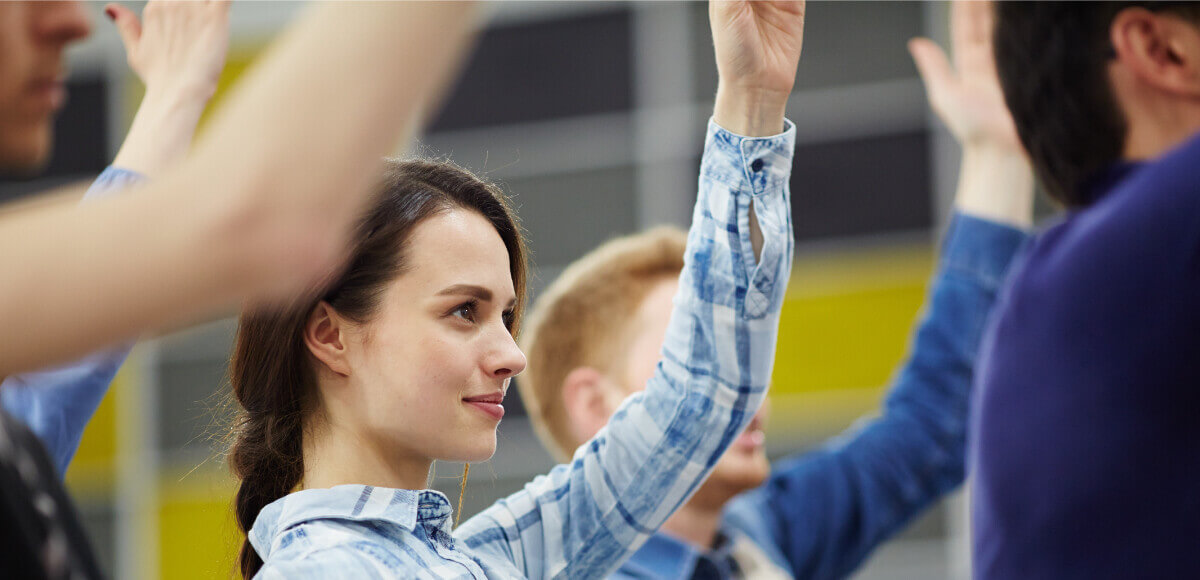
{"left": 107, "top": 1, "right": 230, "bottom": 99}
{"left": 108, "top": 1, "right": 231, "bottom": 175}
{"left": 912, "top": 1, "right": 1034, "bottom": 227}
{"left": 709, "top": 0, "right": 805, "bottom": 136}
{"left": 909, "top": 1, "right": 1020, "bottom": 152}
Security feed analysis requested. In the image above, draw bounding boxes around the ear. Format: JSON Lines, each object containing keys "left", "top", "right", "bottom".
{"left": 1111, "top": 8, "right": 1200, "bottom": 97}
{"left": 561, "top": 367, "right": 620, "bottom": 446}
{"left": 303, "top": 301, "right": 352, "bottom": 377}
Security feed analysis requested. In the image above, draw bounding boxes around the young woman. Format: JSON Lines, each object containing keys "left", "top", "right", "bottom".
{"left": 229, "top": 105, "right": 797, "bottom": 579}
{"left": 226, "top": 1, "right": 805, "bottom": 570}
{"left": 224, "top": 3, "right": 805, "bottom": 577}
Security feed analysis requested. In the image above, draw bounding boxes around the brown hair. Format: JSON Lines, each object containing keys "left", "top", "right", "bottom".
{"left": 227, "top": 159, "right": 527, "bottom": 578}
{"left": 518, "top": 226, "right": 687, "bottom": 462}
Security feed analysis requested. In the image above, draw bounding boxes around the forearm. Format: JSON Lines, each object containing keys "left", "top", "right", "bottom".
{"left": 713, "top": 85, "right": 790, "bottom": 258}
{"left": 112, "top": 88, "right": 209, "bottom": 176}
{"left": 0, "top": 2, "right": 478, "bottom": 376}
{"left": 0, "top": 168, "right": 146, "bottom": 475}
{"left": 736, "top": 214, "right": 1028, "bottom": 578}
{"left": 0, "top": 183, "right": 87, "bottom": 219}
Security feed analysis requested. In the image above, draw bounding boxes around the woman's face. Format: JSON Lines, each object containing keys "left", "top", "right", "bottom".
{"left": 339, "top": 208, "right": 525, "bottom": 466}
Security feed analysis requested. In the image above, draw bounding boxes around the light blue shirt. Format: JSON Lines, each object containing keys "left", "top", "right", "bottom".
{"left": 1, "top": 166, "right": 144, "bottom": 476}
{"left": 248, "top": 118, "right": 797, "bottom": 579}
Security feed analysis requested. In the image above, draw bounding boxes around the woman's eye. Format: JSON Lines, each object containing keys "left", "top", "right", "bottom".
{"left": 451, "top": 302, "right": 476, "bottom": 323}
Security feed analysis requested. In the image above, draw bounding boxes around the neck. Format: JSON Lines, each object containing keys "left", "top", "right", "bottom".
{"left": 302, "top": 412, "right": 432, "bottom": 491}
{"left": 1113, "top": 69, "right": 1200, "bottom": 161}
{"left": 1122, "top": 110, "right": 1200, "bottom": 161}
{"left": 658, "top": 489, "right": 729, "bottom": 550}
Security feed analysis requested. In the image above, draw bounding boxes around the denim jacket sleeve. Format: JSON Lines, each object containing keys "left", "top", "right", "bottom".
{"left": 0, "top": 166, "right": 145, "bottom": 477}
{"left": 722, "top": 213, "right": 1029, "bottom": 580}
{"left": 455, "top": 119, "right": 796, "bottom": 579}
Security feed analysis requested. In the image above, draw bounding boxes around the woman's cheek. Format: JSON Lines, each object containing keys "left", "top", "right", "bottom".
{"left": 413, "top": 333, "right": 465, "bottom": 386}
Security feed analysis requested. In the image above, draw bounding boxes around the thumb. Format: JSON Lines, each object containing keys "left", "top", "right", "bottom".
{"left": 105, "top": 3, "right": 143, "bottom": 54}
{"left": 908, "top": 37, "right": 955, "bottom": 103}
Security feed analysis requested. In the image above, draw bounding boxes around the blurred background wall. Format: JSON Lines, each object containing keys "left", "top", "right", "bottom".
{"left": 0, "top": 2, "right": 1002, "bottom": 578}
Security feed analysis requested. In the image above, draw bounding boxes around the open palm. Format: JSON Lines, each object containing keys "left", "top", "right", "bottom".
{"left": 910, "top": 1, "right": 1021, "bottom": 151}
{"left": 711, "top": 0, "right": 805, "bottom": 96}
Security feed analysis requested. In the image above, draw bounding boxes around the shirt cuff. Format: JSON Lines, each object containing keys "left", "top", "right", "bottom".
{"left": 83, "top": 166, "right": 146, "bottom": 202}
{"left": 703, "top": 118, "right": 797, "bottom": 198}
{"left": 941, "top": 212, "right": 1031, "bottom": 291}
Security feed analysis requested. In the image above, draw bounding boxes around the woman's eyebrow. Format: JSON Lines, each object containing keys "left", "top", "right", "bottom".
{"left": 437, "top": 284, "right": 493, "bottom": 302}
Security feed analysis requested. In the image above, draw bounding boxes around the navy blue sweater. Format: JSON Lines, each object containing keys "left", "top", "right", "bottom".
{"left": 971, "top": 134, "right": 1200, "bottom": 579}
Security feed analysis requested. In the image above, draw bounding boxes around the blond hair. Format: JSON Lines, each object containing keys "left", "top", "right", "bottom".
{"left": 519, "top": 226, "right": 687, "bottom": 461}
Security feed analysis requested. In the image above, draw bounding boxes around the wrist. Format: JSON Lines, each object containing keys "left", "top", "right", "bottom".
{"left": 961, "top": 140, "right": 1025, "bottom": 162}
{"left": 713, "top": 83, "right": 789, "bottom": 137}
{"left": 112, "top": 85, "right": 212, "bottom": 176}
{"left": 954, "top": 147, "right": 1036, "bottom": 229}
{"left": 142, "top": 79, "right": 217, "bottom": 113}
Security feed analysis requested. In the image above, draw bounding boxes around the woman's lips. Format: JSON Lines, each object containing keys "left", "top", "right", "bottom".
{"left": 463, "top": 393, "right": 505, "bottom": 421}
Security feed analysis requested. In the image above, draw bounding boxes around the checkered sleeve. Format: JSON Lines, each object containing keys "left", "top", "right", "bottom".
{"left": 456, "top": 119, "right": 797, "bottom": 579}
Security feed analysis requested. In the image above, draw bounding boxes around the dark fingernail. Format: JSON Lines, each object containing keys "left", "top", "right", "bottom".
{"left": 104, "top": 7, "right": 116, "bottom": 21}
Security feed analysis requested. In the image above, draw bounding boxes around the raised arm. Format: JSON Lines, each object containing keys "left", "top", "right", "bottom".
{"left": 0, "top": 1, "right": 479, "bottom": 377}
{"left": 1, "top": 1, "right": 231, "bottom": 475}
{"left": 107, "top": 1, "right": 229, "bottom": 176}
{"left": 455, "top": 3, "right": 801, "bottom": 578}
{"left": 723, "top": 3, "right": 1033, "bottom": 578}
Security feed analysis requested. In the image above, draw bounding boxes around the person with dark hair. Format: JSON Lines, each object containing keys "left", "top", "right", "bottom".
{"left": 0, "top": 1, "right": 481, "bottom": 578}
{"left": 973, "top": 2, "right": 1200, "bottom": 577}
{"left": 224, "top": 2, "right": 802, "bottom": 576}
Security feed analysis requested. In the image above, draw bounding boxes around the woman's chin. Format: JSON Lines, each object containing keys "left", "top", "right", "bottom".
{"left": 447, "top": 435, "right": 498, "bottom": 463}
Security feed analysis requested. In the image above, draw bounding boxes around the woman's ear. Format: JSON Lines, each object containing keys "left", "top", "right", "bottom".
{"left": 304, "top": 301, "right": 352, "bottom": 377}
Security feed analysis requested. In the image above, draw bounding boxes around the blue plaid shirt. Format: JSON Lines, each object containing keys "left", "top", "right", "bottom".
{"left": 248, "top": 118, "right": 797, "bottom": 579}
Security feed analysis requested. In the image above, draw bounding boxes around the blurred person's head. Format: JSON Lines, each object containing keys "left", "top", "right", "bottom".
{"left": 994, "top": 2, "right": 1200, "bottom": 206}
{"left": 0, "top": 1, "right": 90, "bottom": 173}
{"left": 519, "top": 227, "right": 770, "bottom": 510}
{"left": 227, "top": 159, "right": 528, "bottom": 578}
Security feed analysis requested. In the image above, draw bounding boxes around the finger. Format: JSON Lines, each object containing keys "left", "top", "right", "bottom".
{"left": 909, "top": 37, "right": 955, "bottom": 101}
{"left": 951, "top": 0, "right": 990, "bottom": 54}
{"left": 105, "top": 3, "right": 142, "bottom": 52}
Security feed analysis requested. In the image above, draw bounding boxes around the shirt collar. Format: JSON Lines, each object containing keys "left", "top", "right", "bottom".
{"left": 621, "top": 529, "right": 739, "bottom": 580}
{"left": 249, "top": 484, "right": 454, "bottom": 559}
